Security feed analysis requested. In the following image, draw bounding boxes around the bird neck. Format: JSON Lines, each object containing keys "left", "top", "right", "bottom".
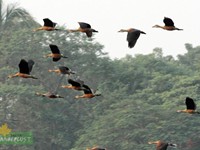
{"left": 153, "top": 25, "right": 165, "bottom": 29}
{"left": 118, "top": 29, "right": 129, "bottom": 32}
{"left": 177, "top": 109, "right": 196, "bottom": 113}
{"left": 68, "top": 29, "right": 80, "bottom": 32}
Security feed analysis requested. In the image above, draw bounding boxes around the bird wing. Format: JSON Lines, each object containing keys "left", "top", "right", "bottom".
{"left": 82, "top": 84, "right": 93, "bottom": 94}
{"left": 58, "top": 66, "right": 69, "bottom": 74}
{"left": 86, "top": 31, "right": 93, "bottom": 37}
{"left": 157, "top": 142, "right": 168, "bottom": 150}
{"left": 78, "top": 22, "right": 91, "bottom": 29}
{"left": 53, "top": 58, "right": 61, "bottom": 62}
{"left": 43, "top": 18, "right": 56, "bottom": 27}
{"left": 163, "top": 17, "right": 174, "bottom": 26}
{"left": 28, "top": 59, "right": 35, "bottom": 73}
{"left": 68, "top": 79, "right": 82, "bottom": 87}
{"left": 185, "top": 97, "right": 196, "bottom": 110}
{"left": 49, "top": 44, "right": 60, "bottom": 54}
{"left": 18, "top": 59, "right": 30, "bottom": 74}
{"left": 127, "top": 30, "right": 140, "bottom": 48}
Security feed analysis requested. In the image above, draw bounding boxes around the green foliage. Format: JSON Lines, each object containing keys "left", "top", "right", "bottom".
{"left": 1, "top": 2, "right": 200, "bottom": 150}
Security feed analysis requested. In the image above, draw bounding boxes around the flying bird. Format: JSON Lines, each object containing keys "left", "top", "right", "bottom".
{"left": 8, "top": 59, "right": 37, "bottom": 79}
{"left": 86, "top": 146, "right": 106, "bottom": 150}
{"left": 118, "top": 28, "right": 146, "bottom": 48}
{"left": 153, "top": 17, "right": 183, "bottom": 31}
{"left": 75, "top": 84, "right": 101, "bottom": 99}
{"left": 177, "top": 97, "right": 200, "bottom": 114}
{"left": 35, "top": 92, "right": 64, "bottom": 98}
{"left": 68, "top": 22, "right": 98, "bottom": 37}
{"left": 44, "top": 44, "right": 68, "bottom": 62}
{"left": 61, "top": 79, "right": 85, "bottom": 91}
{"left": 34, "top": 18, "right": 61, "bottom": 31}
{"left": 148, "top": 140, "right": 177, "bottom": 150}
{"left": 49, "top": 66, "right": 76, "bottom": 76}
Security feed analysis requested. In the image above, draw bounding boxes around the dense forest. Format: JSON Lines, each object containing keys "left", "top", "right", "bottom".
{"left": 0, "top": 1, "right": 200, "bottom": 150}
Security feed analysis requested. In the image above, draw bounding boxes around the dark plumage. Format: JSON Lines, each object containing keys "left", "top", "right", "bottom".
{"left": 118, "top": 28, "right": 146, "bottom": 48}
{"left": 68, "top": 22, "right": 98, "bottom": 37}
{"left": 153, "top": 17, "right": 183, "bottom": 31}
{"left": 34, "top": 18, "right": 61, "bottom": 31}
{"left": 86, "top": 146, "right": 106, "bottom": 150}
{"left": 163, "top": 17, "right": 174, "bottom": 27}
{"left": 75, "top": 84, "right": 101, "bottom": 99}
{"left": 148, "top": 140, "right": 177, "bottom": 150}
{"left": 44, "top": 44, "right": 67, "bottom": 62}
{"left": 19, "top": 59, "right": 34, "bottom": 75}
{"left": 48, "top": 66, "right": 75, "bottom": 75}
{"left": 186, "top": 97, "right": 196, "bottom": 110}
{"left": 61, "top": 79, "right": 85, "bottom": 91}
{"left": 177, "top": 97, "right": 200, "bottom": 114}
{"left": 8, "top": 59, "right": 37, "bottom": 79}
{"left": 43, "top": 18, "right": 57, "bottom": 28}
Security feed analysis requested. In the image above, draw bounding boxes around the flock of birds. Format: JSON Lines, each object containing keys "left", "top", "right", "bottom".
{"left": 7, "top": 16, "right": 199, "bottom": 150}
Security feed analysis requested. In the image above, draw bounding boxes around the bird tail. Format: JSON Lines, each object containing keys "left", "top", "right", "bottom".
{"left": 168, "top": 143, "right": 177, "bottom": 148}
{"left": 32, "top": 76, "right": 38, "bottom": 79}
{"left": 70, "top": 71, "right": 76, "bottom": 74}
{"left": 140, "top": 31, "right": 146, "bottom": 34}
{"left": 61, "top": 55, "right": 68, "bottom": 58}
{"left": 95, "top": 93, "right": 101, "bottom": 97}
{"left": 54, "top": 28, "right": 64, "bottom": 31}
{"left": 176, "top": 28, "right": 183, "bottom": 31}
{"left": 196, "top": 111, "right": 200, "bottom": 114}
{"left": 92, "top": 29, "right": 98, "bottom": 32}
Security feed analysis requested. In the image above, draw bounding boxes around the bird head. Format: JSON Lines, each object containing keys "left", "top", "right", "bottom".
{"left": 152, "top": 25, "right": 160, "bottom": 28}
{"left": 118, "top": 29, "right": 128, "bottom": 32}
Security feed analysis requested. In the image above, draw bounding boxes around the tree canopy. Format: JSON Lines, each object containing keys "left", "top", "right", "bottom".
{"left": 0, "top": 1, "right": 200, "bottom": 150}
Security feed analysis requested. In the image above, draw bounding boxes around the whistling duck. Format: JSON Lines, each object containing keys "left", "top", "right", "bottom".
{"left": 44, "top": 44, "right": 68, "bottom": 62}
{"left": 148, "top": 140, "right": 177, "bottom": 150}
{"left": 75, "top": 84, "right": 101, "bottom": 99}
{"left": 34, "top": 18, "right": 61, "bottom": 31}
{"left": 177, "top": 97, "right": 200, "bottom": 114}
{"left": 118, "top": 28, "right": 146, "bottom": 48}
{"left": 61, "top": 79, "right": 85, "bottom": 91}
{"left": 8, "top": 59, "right": 37, "bottom": 79}
{"left": 86, "top": 146, "right": 106, "bottom": 150}
{"left": 35, "top": 92, "right": 64, "bottom": 98}
{"left": 49, "top": 66, "right": 76, "bottom": 75}
{"left": 153, "top": 17, "right": 183, "bottom": 31}
{"left": 68, "top": 22, "right": 98, "bottom": 37}
{"left": 86, "top": 148, "right": 106, "bottom": 150}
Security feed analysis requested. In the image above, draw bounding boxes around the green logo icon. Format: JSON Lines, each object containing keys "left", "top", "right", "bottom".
{"left": 0, "top": 123, "right": 33, "bottom": 145}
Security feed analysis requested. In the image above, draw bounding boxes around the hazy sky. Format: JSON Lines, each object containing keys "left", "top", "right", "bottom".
{"left": 6, "top": 0, "right": 200, "bottom": 59}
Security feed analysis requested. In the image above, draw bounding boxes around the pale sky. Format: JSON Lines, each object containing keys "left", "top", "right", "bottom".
{"left": 6, "top": 0, "right": 200, "bottom": 59}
